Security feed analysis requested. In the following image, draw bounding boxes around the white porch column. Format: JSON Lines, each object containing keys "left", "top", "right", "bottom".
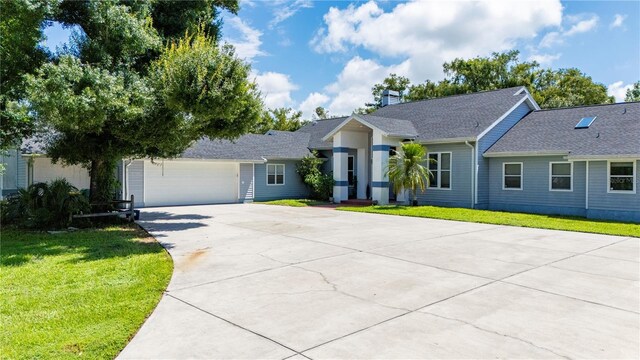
{"left": 332, "top": 132, "right": 349, "bottom": 203}
{"left": 371, "top": 130, "right": 390, "bottom": 205}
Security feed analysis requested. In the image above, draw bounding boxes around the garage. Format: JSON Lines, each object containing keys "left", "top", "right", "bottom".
{"left": 143, "top": 160, "right": 238, "bottom": 207}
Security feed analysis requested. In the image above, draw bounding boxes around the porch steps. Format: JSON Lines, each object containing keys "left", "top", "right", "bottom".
{"left": 340, "top": 199, "right": 373, "bottom": 206}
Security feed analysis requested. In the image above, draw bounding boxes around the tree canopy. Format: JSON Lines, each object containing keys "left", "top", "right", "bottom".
{"left": 625, "top": 81, "right": 640, "bottom": 102}
{"left": 251, "top": 107, "right": 309, "bottom": 134}
{"left": 19, "top": 0, "right": 262, "bottom": 203}
{"left": 366, "top": 51, "right": 614, "bottom": 112}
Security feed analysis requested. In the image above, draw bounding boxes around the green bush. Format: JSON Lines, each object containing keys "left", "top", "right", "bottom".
{"left": 297, "top": 153, "right": 334, "bottom": 200}
{"left": 3, "top": 179, "right": 90, "bottom": 229}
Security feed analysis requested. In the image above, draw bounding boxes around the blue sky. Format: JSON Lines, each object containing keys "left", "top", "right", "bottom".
{"left": 44, "top": 0, "right": 640, "bottom": 118}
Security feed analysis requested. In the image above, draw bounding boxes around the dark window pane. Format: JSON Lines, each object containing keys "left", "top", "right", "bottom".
{"left": 348, "top": 156, "right": 354, "bottom": 170}
{"left": 610, "top": 162, "right": 633, "bottom": 176}
{"left": 552, "top": 163, "right": 571, "bottom": 176}
{"left": 441, "top": 171, "right": 450, "bottom": 188}
{"left": 428, "top": 154, "right": 438, "bottom": 170}
{"left": 268, "top": 174, "right": 275, "bottom": 184}
{"left": 348, "top": 171, "right": 354, "bottom": 185}
{"left": 276, "top": 174, "right": 284, "bottom": 184}
{"left": 610, "top": 176, "right": 634, "bottom": 191}
{"left": 429, "top": 171, "right": 438, "bottom": 187}
{"left": 441, "top": 153, "right": 451, "bottom": 170}
{"left": 551, "top": 176, "right": 571, "bottom": 190}
{"left": 504, "top": 163, "right": 521, "bottom": 176}
{"left": 504, "top": 176, "right": 521, "bottom": 188}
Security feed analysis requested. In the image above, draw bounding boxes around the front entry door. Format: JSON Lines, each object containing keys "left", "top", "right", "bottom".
{"left": 348, "top": 155, "right": 355, "bottom": 199}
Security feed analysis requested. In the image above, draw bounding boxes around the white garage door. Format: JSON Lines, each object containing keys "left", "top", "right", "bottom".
{"left": 144, "top": 160, "right": 238, "bottom": 206}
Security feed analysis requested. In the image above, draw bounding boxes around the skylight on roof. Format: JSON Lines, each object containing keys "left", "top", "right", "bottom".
{"left": 575, "top": 116, "right": 596, "bottom": 129}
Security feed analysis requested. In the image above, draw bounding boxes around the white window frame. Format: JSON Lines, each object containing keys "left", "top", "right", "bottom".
{"left": 347, "top": 155, "right": 355, "bottom": 187}
{"left": 607, "top": 160, "right": 636, "bottom": 194}
{"left": 427, "top": 152, "right": 452, "bottom": 190}
{"left": 502, "top": 162, "right": 523, "bottom": 190}
{"left": 549, "top": 162, "right": 573, "bottom": 192}
{"left": 266, "top": 163, "right": 285, "bottom": 186}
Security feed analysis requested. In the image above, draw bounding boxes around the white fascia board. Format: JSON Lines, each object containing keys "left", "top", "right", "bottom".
{"left": 419, "top": 137, "right": 476, "bottom": 145}
{"left": 567, "top": 154, "right": 640, "bottom": 160}
{"left": 483, "top": 151, "right": 569, "bottom": 158}
{"left": 321, "top": 114, "right": 388, "bottom": 142}
{"left": 514, "top": 87, "right": 541, "bottom": 110}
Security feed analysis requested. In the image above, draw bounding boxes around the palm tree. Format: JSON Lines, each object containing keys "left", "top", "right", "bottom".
{"left": 386, "top": 142, "right": 432, "bottom": 206}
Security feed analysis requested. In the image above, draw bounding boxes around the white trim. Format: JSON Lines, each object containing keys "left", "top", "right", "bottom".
{"left": 252, "top": 163, "right": 255, "bottom": 200}
{"left": 266, "top": 163, "right": 285, "bottom": 186}
{"left": 427, "top": 152, "right": 452, "bottom": 190}
{"left": 607, "top": 160, "right": 636, "bottom": 194}
{"left": 502, "top": 162, "right": 523, "bottom": 190}
{"left": 347, "top": 155, "right": 355, "bottom": 187}
{"left": 549, "top": 161, "right": 573, "bottom": 192}
{"left": 568, "top": 154, "right": 640, "bottom": 160}
{"left": 464, "top": 141, "right": 475, "bottom": 208}
{"left": 585, "top": 161, "right": 589, "bottom": 210}
{"left": 237, "top": 162, "right": 240, "bottom": 201}
{"left": 419, "top": 137, "right": 476, "bottom": 145}
{"left": 484, "top": 151, "right": 569, "bottom": 158}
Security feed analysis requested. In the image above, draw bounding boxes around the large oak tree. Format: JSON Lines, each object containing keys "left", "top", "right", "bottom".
{"left": 22, "top": 0, "right": 262, "bottom": 204}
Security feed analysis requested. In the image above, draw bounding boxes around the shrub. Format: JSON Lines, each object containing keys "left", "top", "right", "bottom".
{"left": 3, "top": 179, "right": 90, "bottom": 229}
{"left": 297, "top": 153, "right": 334, "bottom": 200}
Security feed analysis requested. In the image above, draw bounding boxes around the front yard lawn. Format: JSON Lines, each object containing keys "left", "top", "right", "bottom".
{"left": 258, "top": 199, "right": 330, "bottom": 207}
{"left": 0, "top": 225, "right": 173, "bottom": 359}
{"left": 338, "top": 205, "right": 640, "bottom": 238}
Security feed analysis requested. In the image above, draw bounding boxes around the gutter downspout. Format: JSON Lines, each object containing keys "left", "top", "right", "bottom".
{"left": 585, "top": 160, "right": 589, "bottom": 211}
{"left": 465, "top": 141, "right": 475, "bottom": 209}
{"left": 124, "top": 159, "right": 133, "bottom": 200}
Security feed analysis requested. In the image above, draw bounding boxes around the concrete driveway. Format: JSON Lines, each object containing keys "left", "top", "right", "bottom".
{"left": 119, "top": 204, "right": 639, "bottom": 359}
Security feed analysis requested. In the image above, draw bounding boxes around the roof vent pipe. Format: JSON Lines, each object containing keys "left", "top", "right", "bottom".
{"left": 381, "top": 90, "right": 401, "bottom": 107}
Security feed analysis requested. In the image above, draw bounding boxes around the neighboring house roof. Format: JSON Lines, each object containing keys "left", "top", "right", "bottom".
{"left": 296, "top": 117, "right": 348, "bottom": 149}
{"left": 370, "top": 86, "right": 531, "bottom": 142}
{"left": 485, "top": 102, "right": 640, "bottom": 158}
{"left": 182, "top": 130, "right": 312, "bottom": 161}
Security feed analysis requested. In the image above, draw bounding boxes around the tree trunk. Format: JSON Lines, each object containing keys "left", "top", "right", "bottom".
{"left": 89, "top": 158, "right": 117, "bottom": 210}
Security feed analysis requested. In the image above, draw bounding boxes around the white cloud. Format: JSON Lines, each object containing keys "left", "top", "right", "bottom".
{"left": 254, "top": 72, "right": 298, "bottom": 109}
{"left": 323, "top": 56, "right": 411, "bottom": 116}
{"left": 299, "top": 92, "right": 330, "bottom": 119}
{"left": 269, "top": 0, "right": 313, "bottom": 29}
{"left": 223, "top": 17, "right": 265, "bottom": 62}
{"left": 564, "top": 15, "right": 598, "bottom": 36}
{"left": 607, "top": 81, "right": 632, "bottom": 102}
{"left": 528, "top": 53, "right": 561, "bottom": 65}
{"left": 538, "top": 14, "right": 599, "bottom": 48}
{"left": 610, "top": 14, "right": 626, "bottom": 29}
{"left": 310, "top": 0, "right": 562, "bottom": 115}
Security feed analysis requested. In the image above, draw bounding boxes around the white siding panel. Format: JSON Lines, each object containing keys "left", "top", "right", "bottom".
{"left": 144, "top": 160, "right": 238, "bottom": 207}
{"left": 32, "top": 157, "right": 90, "bottom": 190}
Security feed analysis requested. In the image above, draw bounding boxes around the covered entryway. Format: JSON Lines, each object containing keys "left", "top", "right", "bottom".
{"left": 143, "top": 160, "right": 238, "bottom": 207}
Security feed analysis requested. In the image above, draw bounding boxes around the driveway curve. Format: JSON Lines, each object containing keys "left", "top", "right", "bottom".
{"left": 118, "top": 204, "right": 639, "bottom": 359}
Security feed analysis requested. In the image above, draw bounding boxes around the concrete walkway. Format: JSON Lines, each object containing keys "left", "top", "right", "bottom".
{"left": 119, "top": 204, "right": 639, "bottom": 359}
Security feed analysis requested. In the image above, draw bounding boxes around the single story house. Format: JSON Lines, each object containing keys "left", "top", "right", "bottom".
{"left": 2, "top": 86, "right": 638, "bottom": 222}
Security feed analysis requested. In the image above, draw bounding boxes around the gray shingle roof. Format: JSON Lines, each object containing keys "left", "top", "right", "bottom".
{"left": 181, "top": 131, "right": 312, "bottom": 160}
{"left": 357, "top": 114, "right": 418, "bottom": 137}
{"left": 485, "top": 102, "right": 640, "bottom": 157}
{"left": 371, "top": 87, "right": 528, "bottom": 141}
{"left": 296, "top": 117, "right": 348, "bottom": 149}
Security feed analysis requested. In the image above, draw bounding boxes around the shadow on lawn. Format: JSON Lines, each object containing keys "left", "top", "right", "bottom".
{"left": 1, "top": 225, "right": 169, "bottom": 267}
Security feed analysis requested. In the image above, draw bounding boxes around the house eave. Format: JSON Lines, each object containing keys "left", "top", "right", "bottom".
{"left": 418, "top": 137, "right": 476, "bottom": 145}
{"left": 483, "top": 151, "right": 570, "bottom": 158}
{"left": 567, "top": 154, "right": 640, "bottom": 160}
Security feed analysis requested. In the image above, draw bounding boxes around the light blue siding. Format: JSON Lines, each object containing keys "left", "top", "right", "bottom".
{"left": 477, "top": 101, "right": 533, "bottom": 208}
{"left": 587, "top": 160, "right": 639, "bottom": 222}
{"left": 318, "top": 150, "right": 333, "bottom": 174}
{"left": 416, "top": 143, "right": 473, "bottom": 207}
{"left": 239, "top": 163, "right": 254, "bottom": 202}
{"left": 254, "top": 160, "right": 309, "bottom": 201}
{"left": 488, "top": 156, "right": 587, "bottom": 217}
{"left": 1, "top": 149, "right": 24, "bottom": 195}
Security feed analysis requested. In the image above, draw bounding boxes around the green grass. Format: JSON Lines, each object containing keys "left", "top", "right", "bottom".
{"left": 258, "top": 199, "right": 330, "bottom": 207}
{"left": 338, "top": 205, "right": 640, "bottom": 238}
{"left": 0, "top": 225, "right": 173, "bottom": 359}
